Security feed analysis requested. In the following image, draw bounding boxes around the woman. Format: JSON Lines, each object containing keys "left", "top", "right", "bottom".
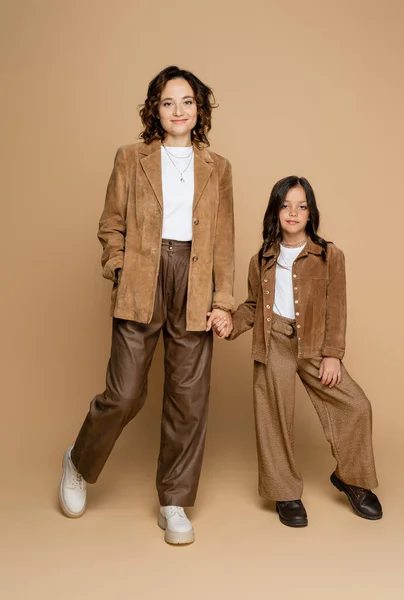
{"left": 213, "top": 176, "right": 382, "bottom": 527}
{"left": 59, "top": 66, "right": 235, "bottom": 545}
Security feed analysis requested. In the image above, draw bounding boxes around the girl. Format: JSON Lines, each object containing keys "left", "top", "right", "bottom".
{"left": 213, "top": 176, "right": 382, "bottom": 527}
{"left": 59, "top": 66, "right": 234, "bottom": 545}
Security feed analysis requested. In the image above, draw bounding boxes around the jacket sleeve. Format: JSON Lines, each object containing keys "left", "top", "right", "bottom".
{"left": 322, "top": 247, "right": 347, "bottom": 359}
{"left": 97, "top": 147, "right": 128, "bottom": 282}
{"left": 228, "top": 255, "right": 260, "bottom": 340}
{"left": 211, "top": 158, "right": 235, "bottom": 311}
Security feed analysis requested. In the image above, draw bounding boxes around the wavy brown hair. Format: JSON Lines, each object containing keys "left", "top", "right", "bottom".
{"left": 138, "top": 66, "right": 217, "bottom": 147}
{"left": 258, "top": 176, "right": 328, "bottom": 264}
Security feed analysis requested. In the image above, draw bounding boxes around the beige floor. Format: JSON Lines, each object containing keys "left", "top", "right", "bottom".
{"left": 2, "top": 1, "right": 404, "bottom": 597}
{"left": 2, "top": 409, "right": 402, "bottom": 600}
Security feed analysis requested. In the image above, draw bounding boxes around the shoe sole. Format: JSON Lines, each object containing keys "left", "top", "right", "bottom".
{"left": 158, "top": 514, "right": 195, "bottom": 545}
{"left": 59, "top": 449, "right": 87, "bottom": 519}
{"left": 276, "top": 506, "right": 308, "bottom": 528}
{"left": 278, "top": 517, "right": 308, "bottom": 528}
{"left": 330, "top": 473, "right": 382, "bottom": 521}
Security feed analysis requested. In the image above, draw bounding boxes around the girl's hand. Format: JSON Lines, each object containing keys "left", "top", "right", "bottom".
{"left": 212, "top": 315, "right": 232, "bottom": 337}
{"left": 206, "top": 310, "right": 233, "bottom": 338}
{"left": 319, "top": 357, "right": 341, "bottom": 388}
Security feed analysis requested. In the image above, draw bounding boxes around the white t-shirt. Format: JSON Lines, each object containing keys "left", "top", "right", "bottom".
{"left": 273, "top": 243, "right": 306, "bottom": 319}
{"left": 161, "top": 146, "right": 194, "bottom": 241}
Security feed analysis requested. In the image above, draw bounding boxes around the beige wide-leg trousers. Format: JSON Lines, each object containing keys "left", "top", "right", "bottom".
{"left": 253, "top": 313, "right": 378, "bottom": 501}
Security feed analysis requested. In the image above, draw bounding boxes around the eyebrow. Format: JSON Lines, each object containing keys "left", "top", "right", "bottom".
{"left": 160, "top": 95, "right": 195, "bottom": 102}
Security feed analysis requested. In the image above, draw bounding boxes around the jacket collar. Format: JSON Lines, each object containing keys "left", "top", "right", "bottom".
{"left": 263, "top": 238, "right": 323, "bottom": 265}
{"left": 139, "top": 139, "right": 213, "bottom": 210}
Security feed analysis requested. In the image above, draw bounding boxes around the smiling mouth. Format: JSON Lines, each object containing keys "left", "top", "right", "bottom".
{"left": 172, "top": 119, "right": 188, "bottom": 123}
{"left": 286, "top": 220, "right": 299, "bottom": 224}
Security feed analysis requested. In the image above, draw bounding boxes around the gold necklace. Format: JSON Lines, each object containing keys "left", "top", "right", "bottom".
{"left": 277, "top": 240, "right": 307, "bottom": 271}
{"left": 281, "top": 238, "right": 307, "bottom": 248}
{"left": 277, "top": 250, "right": 293, "bottom": 271}
{"left": 164, "top": 145, "right": 193, "bottom": 159}
{"left": 162, "top": 144, "right": 194, "bottom": 182}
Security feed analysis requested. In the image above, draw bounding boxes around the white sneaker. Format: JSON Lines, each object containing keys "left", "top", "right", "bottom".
{"left": 59, "top": 446, "right": 87, "bottom": 518}
{"left": 158, "top": 506, "right": 195, "bottom": 545}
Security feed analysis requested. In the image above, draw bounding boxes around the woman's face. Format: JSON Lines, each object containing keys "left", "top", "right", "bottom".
{"left": 278, "top": 186, "right": 310, "bottom": 239}
{"left": 158, "top": 78, "right": 198, "bottom": 145}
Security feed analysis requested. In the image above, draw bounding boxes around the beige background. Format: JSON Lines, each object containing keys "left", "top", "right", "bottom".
{"left": 1, "top": 0, "right": 403, "bottom": 598}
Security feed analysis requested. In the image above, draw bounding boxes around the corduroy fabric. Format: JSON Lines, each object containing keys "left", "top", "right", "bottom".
{"left": 253, "top": 313, "right": 378, "bottom": 501}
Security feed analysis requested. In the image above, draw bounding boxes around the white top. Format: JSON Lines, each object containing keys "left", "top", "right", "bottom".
{"left": 273, "top": 243, "right": 306, "bottom": 319}
{"left": 161, "top": 146, "right": 194, "bottom": 241}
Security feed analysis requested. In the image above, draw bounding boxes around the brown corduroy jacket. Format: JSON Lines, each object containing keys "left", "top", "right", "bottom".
{"left": 98, "top": 140, "right": 235, "bottom": 331}
{"left": 230, "top": 239, "right": 347, "bottom": 363}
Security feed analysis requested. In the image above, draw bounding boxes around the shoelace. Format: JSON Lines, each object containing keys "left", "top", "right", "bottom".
{"left": 167, "top": 506, "right": 186, "bottom": 518}
{"left": 353, "top": 487, "right": 367, "bottom": 498}
{"left": 71, "top": 470, "right": 84, "bottom": 490}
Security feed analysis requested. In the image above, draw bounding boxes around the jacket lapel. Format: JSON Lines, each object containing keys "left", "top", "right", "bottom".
{"left": 193, "top": 147, "right": 213, "bottom": 211}
{"left": 263, "top": 242, "right": 280, "bottom": 270}
{"left": 139, "top": 140, "right": 163, "bottom": 210}
{"left": 139, "top": 141, "right": 213, "bottom": 212}
{"left": 296, "top": 238, "right": 323, "bottom": 259}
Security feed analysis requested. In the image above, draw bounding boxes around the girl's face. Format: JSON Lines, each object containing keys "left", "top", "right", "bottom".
{"left": 158, "top": 78, "right": 198, "bottom": 145}
{"left": 278, "top": 186, "right": 310, "bottom": 239}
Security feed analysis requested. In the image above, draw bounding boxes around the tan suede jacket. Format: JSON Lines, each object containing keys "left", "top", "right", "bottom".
{"left": 230, "top": 239, "right": 347, "bottom": 363}
{"left": 98, "top": 140, "right": 235, "bottom": 331}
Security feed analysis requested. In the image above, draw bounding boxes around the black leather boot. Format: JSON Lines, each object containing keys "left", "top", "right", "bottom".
{"left": 330, "top": 472, "right": 382, "bottom": 520}
{"left": 276, "top": 500, "right": 308, "bottom": 527}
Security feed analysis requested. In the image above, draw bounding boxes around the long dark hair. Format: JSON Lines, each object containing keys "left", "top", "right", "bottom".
{"left": 258, "top": 176, "right": 328, "bottom": 263}
{"left": 138, "top": 66, "right": 218, "bottom": 147}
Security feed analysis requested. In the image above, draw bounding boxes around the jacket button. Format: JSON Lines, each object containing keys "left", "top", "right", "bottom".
{"left": 293, "top": 274, "right": 297, "bottom": 278}
{"left": 266, "top": 304, "right": 270, "bottom": 309}
{"left": 264, "top": 278, "right": 268, "bottom": 283}
{"left": 296, "top": 312, "right": 300, "bottom": 316}
{"left": 297, "top": 325, "right": 301, "bottom": 329}
{"left": 192, "top": 256, "right": 198, "bottom": 262}
{"left": 194, "top": 219, "right": 199, "bottom": 225}
{"left": 265, "top": 290, "right": 270, "bottom": 294}
{"left": 266, "top": 317, "right": 271, "bottom": 322}
{"left": 295, "top": 300, "right": 298, "bottom": 304}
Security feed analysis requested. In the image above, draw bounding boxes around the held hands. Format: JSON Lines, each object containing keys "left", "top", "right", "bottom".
{"left": 319, "top": 357, "right": 341, "bottom": 388}
{"left": 206, "top": 309, "right": 233, "bottom": 339}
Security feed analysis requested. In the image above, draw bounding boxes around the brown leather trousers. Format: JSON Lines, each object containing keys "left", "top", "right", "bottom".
{"left": 72, "top": 240, "right": 213, "bottom": 506}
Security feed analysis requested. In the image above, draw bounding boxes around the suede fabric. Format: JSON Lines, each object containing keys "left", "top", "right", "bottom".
{"left": 98, "top": 140, "right": 235, "bottom": 331}
{"left": 230, "top": 239, "right": 347, "bottom": 363}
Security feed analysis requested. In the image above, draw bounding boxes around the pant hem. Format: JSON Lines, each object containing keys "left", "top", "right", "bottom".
{"left": 259, "top": 490, "right": 302, "bottom": 502}
{"left": 158, "top": 497, "right": 196, "bottom": 507}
